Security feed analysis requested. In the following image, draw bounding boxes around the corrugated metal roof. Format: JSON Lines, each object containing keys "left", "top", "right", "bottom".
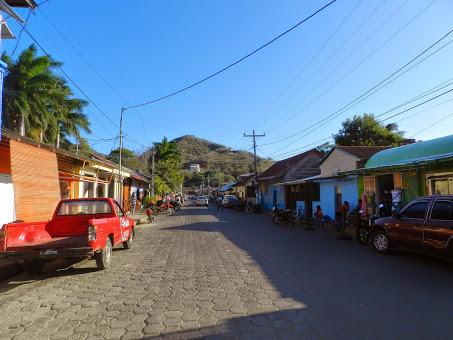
{"left": 258, "top": 149, "right": 323, "bottom": 181}
{"left": 365, "top": 134, "right": 453, "bottom": 168}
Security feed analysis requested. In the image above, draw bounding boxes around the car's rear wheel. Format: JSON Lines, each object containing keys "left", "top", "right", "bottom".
{"left": 95, "top": 237, "right": 112, "bottom": 270}
{"left": 372, "top": 229, "right": 391, "bottom": 254}
{"left": 123, "top": 229, "right": 134, "bottom": 249}
{"left": 23, "top": 260, "right": 45, "bottom": 275}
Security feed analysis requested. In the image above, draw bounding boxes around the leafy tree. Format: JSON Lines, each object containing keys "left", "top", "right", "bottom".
{"left": 316, "top": 142, "right": 334, "bottom": 155}
{"left": 1, "top": 45, "right": 90, "bottom": 144}
{"left": 150, "top": 137, "right": 183, "bottom": 192}
{"left": 107, "top": 148, "right": 140, "bottom": 170}
{"left": 334, "top": 114, "right": 404, "bottom": 146}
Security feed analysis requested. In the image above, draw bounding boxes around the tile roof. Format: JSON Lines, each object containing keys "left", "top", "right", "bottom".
{"left": 258, "top": 149, "right": 323, "bottom": 181}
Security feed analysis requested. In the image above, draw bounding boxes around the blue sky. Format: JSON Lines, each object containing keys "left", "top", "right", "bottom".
{"left": 3, "top": 0, "right": 453, "bottom": 159}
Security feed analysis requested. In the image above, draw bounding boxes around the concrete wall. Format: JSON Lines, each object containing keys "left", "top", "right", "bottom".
{"left": 319, "top": 177, "right": 359, "bottom": 218}
{"left": 320, "top": 149, "right": 358, "bottom": 178}
{"left": 259, "top": 182, "right": 285, "bottom": 212}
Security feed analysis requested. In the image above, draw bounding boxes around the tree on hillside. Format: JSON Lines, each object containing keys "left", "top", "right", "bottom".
{"left": 1, "top": 45, "right": 90, "bottom": 144}
{"left": 107, "top": 148, "right": 141, "bottom": 170}
{"left": 334, "top": 114, "right": 404, "bottom": 146}
{"left": 150, "top": 137, "right": 183, "bottom": 192}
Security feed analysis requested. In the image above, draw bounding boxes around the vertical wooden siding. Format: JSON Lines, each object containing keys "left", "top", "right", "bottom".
{"left": 10, "top": 140, "right": 60, "bottom": 221}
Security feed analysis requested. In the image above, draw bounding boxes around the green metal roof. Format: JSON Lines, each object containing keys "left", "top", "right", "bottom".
{"left": 365, "top": 134, "right": 453, "bottom": 169}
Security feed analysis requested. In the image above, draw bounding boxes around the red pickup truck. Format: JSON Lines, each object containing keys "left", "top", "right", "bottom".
{"left": 0, "top": 198, "right": 135, "bottom": 274}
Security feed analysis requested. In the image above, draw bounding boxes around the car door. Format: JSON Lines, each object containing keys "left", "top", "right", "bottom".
{"left": 113, "top": 201, "right": 130, "bottom": 244}
{"left": 392, "top": 200, "right": 429, "bottom": 250}
{"left": 423, "top": 199, "right": 453, "bottom": 258}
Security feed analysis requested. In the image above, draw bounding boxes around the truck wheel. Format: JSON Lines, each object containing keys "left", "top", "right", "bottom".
{"left": 372, "top": 229, "right": 391, "bottom": 254}
{"left": 95, "top": 238, "right": 112, "bottom": 270}
{"left": 23, "top": 260, "right": 45, "bottom": 275}
{"left": 123, "top": 229, "right": 134, "bottom": 250}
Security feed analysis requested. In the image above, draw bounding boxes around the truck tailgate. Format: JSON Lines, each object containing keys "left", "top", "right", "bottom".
{"left": 6, "top": 235, "right": 87, "bottom": 252}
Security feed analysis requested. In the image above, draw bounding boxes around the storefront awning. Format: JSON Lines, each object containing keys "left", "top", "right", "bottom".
{"left": 219, "top": 183, "right": 236, "bottom": 192}
{"left": 365, "top": 134, "right": 453, "bottom": 169}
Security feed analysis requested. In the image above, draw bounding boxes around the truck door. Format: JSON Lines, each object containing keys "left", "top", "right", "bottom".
{"left": 113, "top": 201, "right": 130, "bottom": 244}
{"left": 393, "top": 200, "right": 429, "bottom": 250}
{"left": 424, "top": 199, "right": 453, "bottom": 257}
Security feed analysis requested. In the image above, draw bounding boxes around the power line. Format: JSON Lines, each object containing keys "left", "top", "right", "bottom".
{"left": 246, "top": 0, "right": 363, "bottom": 132}
{"left": 11, "top": 9, "right": 32, "bottom": 56}
{"left": 256, "top": 0, "right": 389, "bottom": 133}
{"left": 123, "top": 0, "right": 338, "bottom": 110}
{"left": 261, "top": 26, "right": 453, "bottom": 148}
{"left": 15, "top": 21, "right": 145, "bottom": 149}
{"left": 410, "top": 111, "right": 453, "bottom": 138}
{"left": 37, "top": 6, "right": 151, "bottom": 140}
{"left": 268, "top": 79, "right": 453, "bottom": 159}
{"left": 265, "top": 0, "right": 434, "bottom": 134}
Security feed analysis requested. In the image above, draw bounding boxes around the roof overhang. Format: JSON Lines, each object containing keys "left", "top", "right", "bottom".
{"left": 1, "top": 20, "right": 14, "bottom": 38}
{"left": 274, "top": 174, "right": 322, "bottom": 186}
{"left": 341, "top": 154, "right": 453, "bottom": 176}
{"left": 0, "top": 0, "right": 24, "bottom": 23}
{"left": 5, "top": 0, "right": 37, "bottom": 8}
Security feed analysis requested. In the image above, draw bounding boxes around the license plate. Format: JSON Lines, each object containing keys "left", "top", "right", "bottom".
{"left": 41, "top": 249, "right": 58, "bottom": 256}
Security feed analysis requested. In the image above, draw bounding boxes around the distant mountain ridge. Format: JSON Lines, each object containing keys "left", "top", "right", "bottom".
{"left": 173, "top": 135, "right": 273, "bottom": 182}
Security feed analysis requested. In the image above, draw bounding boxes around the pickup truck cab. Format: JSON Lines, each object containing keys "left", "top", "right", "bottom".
{"left": 371, "top": 195, "right": 453, "bottom": 260}
{"left": 0, "top": 198, "right": 135, "bottom": 274}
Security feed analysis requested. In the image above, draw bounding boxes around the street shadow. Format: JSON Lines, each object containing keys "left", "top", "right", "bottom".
{"left": 0, "top": 258, "right": 98, "bottom": 294}
{"left": 158, "top": 207, "right": 453, "bottom": 338}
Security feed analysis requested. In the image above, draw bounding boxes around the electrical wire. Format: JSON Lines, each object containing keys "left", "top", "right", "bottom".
{"left": 246, "top": 0, "right": 363, "bottom": 132}
{"left": 265, "top": 0, "right": 435, "bottom": 134}
{"left": 124, "top": 0, "right": 337, "bottom": 110}
{"left": 260, "top": 26, "right": 453, "bottom": 148}
{"left": 11, "top": 9, "right": 32, "bottom": 56}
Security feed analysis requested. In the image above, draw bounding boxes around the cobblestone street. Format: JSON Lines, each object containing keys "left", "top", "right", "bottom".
{"left": 1, "top": 205, "right": 453, "bottom": 339}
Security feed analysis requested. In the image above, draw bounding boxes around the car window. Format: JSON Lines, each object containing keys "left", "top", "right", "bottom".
{"left": 430, "top": 201, "right": 453, "bottom": 221}
{"left": 57, "top": 200, "right": 112, "bottom": 215}
{"left": 401, "top": 201, "right": 429, "bottom": 219}
{"left": 114, "top": 201, "right": 125, "bottom": 217}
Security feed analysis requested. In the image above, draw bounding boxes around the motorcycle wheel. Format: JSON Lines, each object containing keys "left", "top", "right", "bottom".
{"left": 357, "top": 227, "right": 369, "bottom": 245}
{"left": 174, "top": 205, "right": 180, "bottom": 211}
{"left": 306, "top": 216, "right": 315, "bottom": 227}
{"left": 272, "top": 215, "right": 280, "bottom": 224}
{"left": 288, "top": 217, "right": 295, "bottom": 227}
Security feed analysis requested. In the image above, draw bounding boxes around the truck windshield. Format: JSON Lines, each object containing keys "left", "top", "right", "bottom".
{"left": 57, "top": 200, "right": 112, "bottom": 216}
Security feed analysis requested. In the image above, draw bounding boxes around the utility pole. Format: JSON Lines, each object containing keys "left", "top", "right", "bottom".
{"left": 243, "top": 130, "right": 265, "bottom": 202}
{"left": 119, "top": 107, "right": 125, "bottom": 208}
{"left": 151, "top": 147, "right": 156, "bottom": 197}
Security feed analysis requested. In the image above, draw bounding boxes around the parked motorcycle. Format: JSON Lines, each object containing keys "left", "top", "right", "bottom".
{"left": 158, "top": 201, "right": 176, "bottom": 216}
{"left": 170, "top": 200, "right": 181, "bottom": 211}
{"left": 353, "top": 209, "right": 379, "bottom": 245}
{"left": 272, "top": 207, "right": 295, "bottom": 227}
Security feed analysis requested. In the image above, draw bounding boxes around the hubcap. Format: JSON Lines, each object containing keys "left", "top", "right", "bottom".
{"left": 374, "top": 234, "right": 389, "bottom": 251}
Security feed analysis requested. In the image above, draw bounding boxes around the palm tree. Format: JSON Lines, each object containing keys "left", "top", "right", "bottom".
{"left": 1, "top": 44, "right": 90, "bottom": 145}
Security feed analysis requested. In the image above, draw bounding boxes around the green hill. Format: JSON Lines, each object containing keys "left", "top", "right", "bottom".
{"left": 173, "top": 135, "right": 273, "bottom": 188}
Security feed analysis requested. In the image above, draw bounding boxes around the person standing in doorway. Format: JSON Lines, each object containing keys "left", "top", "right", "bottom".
{"left": 130, "top": 192, "right": 137, "bottom": 214}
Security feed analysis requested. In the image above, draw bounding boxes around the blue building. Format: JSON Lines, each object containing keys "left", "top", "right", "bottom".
{"left": 316, "top": 146, "right": 388, "bottom": 219}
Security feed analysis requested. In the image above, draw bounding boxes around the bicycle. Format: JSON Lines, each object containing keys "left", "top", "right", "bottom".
{"left": 295, "top": 208, "right": 315, "bottom": 229}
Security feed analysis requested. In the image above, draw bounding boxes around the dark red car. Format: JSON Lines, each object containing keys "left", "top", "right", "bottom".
{"left": 371, "top": 195, "right": 453, "bottom": 259}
